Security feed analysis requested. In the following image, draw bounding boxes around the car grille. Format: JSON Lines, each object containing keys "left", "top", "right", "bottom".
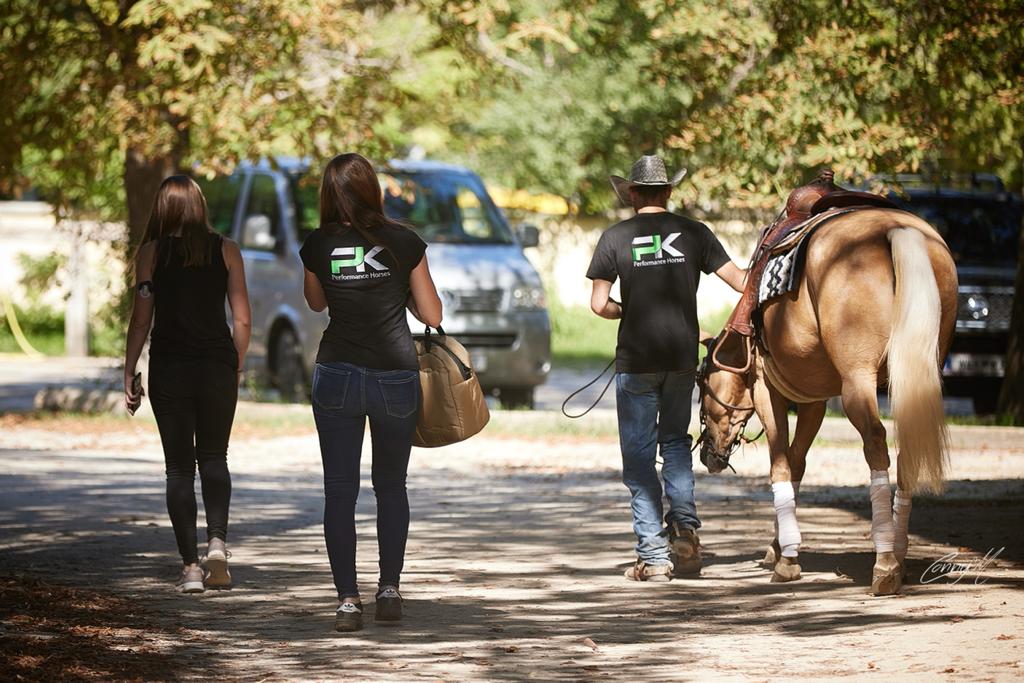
{"left": 457, "top": 333, "right": 517, "bottom": 349}
{"left": 956, "top": 287, "right": 1014, "bottom": 331}
{"left": 444, "top": 289, "right": 504, "bottom": 313}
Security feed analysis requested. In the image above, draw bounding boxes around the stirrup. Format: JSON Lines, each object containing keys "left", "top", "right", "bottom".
{"left": 711, "top": 328, "right": 753, "bottom": 375}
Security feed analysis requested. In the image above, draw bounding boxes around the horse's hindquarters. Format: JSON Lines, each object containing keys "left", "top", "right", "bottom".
{"left": 760, "top": 209, "right": 957, "bottom": 401}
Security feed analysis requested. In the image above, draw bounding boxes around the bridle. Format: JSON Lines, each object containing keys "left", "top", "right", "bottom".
{"left": 693, "top": 336, "right": 764, "bottom": 471}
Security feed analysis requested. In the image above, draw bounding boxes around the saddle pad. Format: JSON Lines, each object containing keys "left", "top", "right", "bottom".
{"left": 757, "top": 206, "right": 862, "bottom": 305}
{"left": 758, "top": 248, "right": 801, "bottom": 304}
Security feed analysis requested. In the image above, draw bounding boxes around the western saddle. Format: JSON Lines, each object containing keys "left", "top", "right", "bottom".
{"left": 712, "top": 169, "right": 897, "bottom": 374}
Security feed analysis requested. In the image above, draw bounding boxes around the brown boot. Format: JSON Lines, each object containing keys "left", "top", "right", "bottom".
{"left": 623, "top": 559, "right": 673, "bottom": 582}
{"left": 669, "top": 523, "right": 703, "bottom": 576}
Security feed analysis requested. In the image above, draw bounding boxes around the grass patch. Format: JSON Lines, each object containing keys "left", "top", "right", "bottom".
{"left": 549, "top": 298, "right": 618, "bottom": 367}
{"left": 0, "top": 315, "right": 121, "bottom": 357}
{"left": 486, "top": 410, "right": 620, "bottom": 440}
{"left": 0, "top": 404, "right": 315, "bottom": 439}
{"left": 0, "top": 326, "right": 64, "bottom": 355}
{"left": 549, "top": 299, "right": 735, "bottom": 368}
{"left": 945, "top": 413, "right": 1020, "bottom": 427}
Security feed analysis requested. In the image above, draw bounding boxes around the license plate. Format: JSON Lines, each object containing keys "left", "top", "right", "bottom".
{"left": 470, "top": 351, "right": 488, "bottom": 373}
{"left": 943, "top": 353, "right": 1005, "bottom": 377}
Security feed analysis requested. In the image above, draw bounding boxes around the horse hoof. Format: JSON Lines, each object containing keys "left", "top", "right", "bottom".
{"left": 871, "top": 568, "right": 903, "bottom": 596}
{"left": 762, "top": 541, "right": 781, "bottom": 568}
{"left": 770, "top": 556, "right": 801, "bottom": 582}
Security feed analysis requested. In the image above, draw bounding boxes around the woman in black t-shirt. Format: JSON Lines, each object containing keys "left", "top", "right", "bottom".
{"left": 300, "top": 153, "right": 442, "bottom": 632}
{"left": 123, "top": 175, "right": 252, "bottom": 594}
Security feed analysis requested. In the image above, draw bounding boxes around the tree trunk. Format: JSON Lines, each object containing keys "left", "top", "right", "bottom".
{"left": 118, "top": 141, "right": 186, "bottom": 329}
{"left": 123, "top": 147, "right": 179, "bottom": 256}
{"left": 997, "top": 172, "right": 1024, "bottom": 424}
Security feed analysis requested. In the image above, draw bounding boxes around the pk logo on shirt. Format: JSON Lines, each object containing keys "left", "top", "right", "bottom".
{"left": 331, "top": 246, "right": 388, "bottom": 274}
{"left": 631, "top": 233, "right": 686, "bottom": 267}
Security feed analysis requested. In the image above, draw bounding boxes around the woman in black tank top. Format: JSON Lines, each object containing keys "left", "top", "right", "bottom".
{"left": 123, "top": 175, "right": 252, "bottom": 594}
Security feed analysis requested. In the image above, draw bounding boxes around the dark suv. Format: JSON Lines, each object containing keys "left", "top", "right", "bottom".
{"left": 885, "top": 174, "right": 1020, "bottom": 413}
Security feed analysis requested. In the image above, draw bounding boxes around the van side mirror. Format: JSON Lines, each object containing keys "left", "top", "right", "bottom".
{"left": 516, "top": 224, "right": 540, "bottom": 248}
{"left": 242, "top": 214, "right": 277, "bottom": 251}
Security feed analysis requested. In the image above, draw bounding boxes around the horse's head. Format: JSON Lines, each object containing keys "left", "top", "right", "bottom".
{"left": 697, "top": 335, "right": 756, "bottom": 474}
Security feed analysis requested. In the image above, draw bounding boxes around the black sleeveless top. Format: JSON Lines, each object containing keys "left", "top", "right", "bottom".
{"left": 149, "top": 233, "right": 238, "bottom": 369}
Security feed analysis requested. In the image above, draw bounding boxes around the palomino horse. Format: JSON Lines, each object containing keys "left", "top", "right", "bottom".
{"left": 698, "top": 208, "right": 957, "bottom": 595}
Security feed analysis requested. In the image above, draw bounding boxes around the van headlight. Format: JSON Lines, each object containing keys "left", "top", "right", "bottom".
{"left": 511, "top": 286, "right": 546, "bottom": 310}
{"left": 966, "top": 294, "right": 989, "bottom": 321}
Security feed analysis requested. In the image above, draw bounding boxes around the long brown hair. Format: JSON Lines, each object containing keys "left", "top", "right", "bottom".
{"left": 143, "top": 175, "right": 214, "bottom": 267}
{"left": 319, "top": 153, "right": 402, "bottom": 260}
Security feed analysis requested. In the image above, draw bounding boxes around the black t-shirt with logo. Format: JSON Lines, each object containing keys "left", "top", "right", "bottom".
{"left": 300, "top": 223, "right": 427, "bottom": 371}
{"left": 586, "top": 212, "right": 730, "bottom": 373}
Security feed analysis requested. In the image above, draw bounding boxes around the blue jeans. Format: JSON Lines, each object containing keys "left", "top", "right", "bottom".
{"left": 311, "top": 362, "right": 420, "bottom": 598}
{"left": 616, "top": 371, "right": 698, "bottom": 564}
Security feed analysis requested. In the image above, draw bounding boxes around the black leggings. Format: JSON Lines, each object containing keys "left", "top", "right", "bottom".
{"left": 149, "top": 356, "right": 238, "bottom": 565}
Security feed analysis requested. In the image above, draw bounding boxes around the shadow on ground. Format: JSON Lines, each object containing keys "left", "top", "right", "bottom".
{"left": 1, "top": 440, "right": 1022, "bottom": 680}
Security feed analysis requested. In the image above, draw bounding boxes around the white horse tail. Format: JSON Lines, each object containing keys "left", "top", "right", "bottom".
{"left": 886, "top": 228, "right": 949, "bottom": 494}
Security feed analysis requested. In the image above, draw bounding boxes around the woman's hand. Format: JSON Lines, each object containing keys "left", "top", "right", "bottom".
{"left": 125, "top": 372, "right": 144, "bottom": 415}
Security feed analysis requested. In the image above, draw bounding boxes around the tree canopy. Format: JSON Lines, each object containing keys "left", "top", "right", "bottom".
{"left": 2, "top": 1, "right": 1023, "bottom": 419}
{"left": 3, "top": 0, "right": 1020, "bottom": 221}
{"left": 443, "top": 0, "right": 1023, "bottom": 212}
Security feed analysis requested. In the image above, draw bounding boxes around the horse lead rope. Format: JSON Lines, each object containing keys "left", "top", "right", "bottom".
{"left": 561, "top": 359, "right": 616, "bottom": 419}
{"left": 561, "top": 360, "right": 700, "bottom": 419}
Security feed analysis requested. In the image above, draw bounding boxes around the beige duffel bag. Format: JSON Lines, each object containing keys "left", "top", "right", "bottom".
{"left": 413, "top": 327, "right": 490, "bottom": 447}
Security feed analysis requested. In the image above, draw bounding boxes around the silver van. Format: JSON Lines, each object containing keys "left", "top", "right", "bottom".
{"left": 195, "top": 158, "right": 551, "bottom": 408}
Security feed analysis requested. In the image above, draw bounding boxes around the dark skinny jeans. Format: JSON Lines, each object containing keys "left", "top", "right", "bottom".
{"left": 149, "top": 356, "right": 237, "bottom": 565}
{"left": 311, "top": 362, "right": 419, "bottom": 599}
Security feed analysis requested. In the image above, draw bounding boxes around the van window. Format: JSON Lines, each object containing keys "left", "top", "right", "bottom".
{"left": 195, "top": 174, "right": 243, "bottom": 236}
{"left": 289, "top": 173, "right": 320, "bottom": 242}
{"left": 379, "top": 172, "right": 514, "bottom": 244}
{"left": 241, "top": 175, "right": 281, "bottom": 251}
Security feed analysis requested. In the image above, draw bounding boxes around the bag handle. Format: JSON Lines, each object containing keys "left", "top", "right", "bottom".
{"left": 421, "top": 326, "right": 471, "bottom": 381}
{"left": 422, "top": 325, "right": 447, "bottom": 350}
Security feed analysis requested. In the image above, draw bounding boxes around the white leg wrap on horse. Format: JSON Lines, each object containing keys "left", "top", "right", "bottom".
{"left": 773, "top": 480, "right": 797, "bottom": 541}
{"left": 869, "top": 470, "right": 895, "bottom": 553}
{"left": 772, "top": 481, "right": 801, "bottom": 557}
{"left": 893, "top": 488, "right": 912, "bottom": 562}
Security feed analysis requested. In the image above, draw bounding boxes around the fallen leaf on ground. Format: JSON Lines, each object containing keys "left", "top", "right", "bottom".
{"left": 996, "top": 634, "right": 1015, "bottom": 640}
{"left": 583, "top": 638, "right": 598, "bottom": 651}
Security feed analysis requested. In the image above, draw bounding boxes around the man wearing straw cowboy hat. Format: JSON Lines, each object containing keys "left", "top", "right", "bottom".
{"left": 587, "top": 154, "right": 746, "bottom": 581}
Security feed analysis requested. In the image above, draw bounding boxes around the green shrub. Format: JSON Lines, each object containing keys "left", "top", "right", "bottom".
{"left": 548, "top": 294, "right": 736, "bottom": 368}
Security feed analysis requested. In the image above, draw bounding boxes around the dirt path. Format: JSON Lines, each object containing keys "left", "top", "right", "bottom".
{"left": 1, "top": 410, "right": 1022, "bottom": 681}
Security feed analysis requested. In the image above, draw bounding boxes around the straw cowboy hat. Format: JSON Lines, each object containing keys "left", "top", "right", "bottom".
{"left": 609, "top": 155, "right": 687, "bottom": 204}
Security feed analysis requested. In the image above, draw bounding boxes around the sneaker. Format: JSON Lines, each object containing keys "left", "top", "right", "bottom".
{"left": 374, "top": 585, "right": 402, "bottom": 623}
{"left": 335, "top": 600, "right": 363, "bottom": 632}
{"left": 202, "top": 538, "right": 232, "bottom": 589}
{"left": 624, "top": 559, "right": 673, "bottom": 582}
{"left": 669, "top": 522, "right": 702, "bottom": 576}
{"left": 176, "top": 564, "right": 205, "bottom": 593}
